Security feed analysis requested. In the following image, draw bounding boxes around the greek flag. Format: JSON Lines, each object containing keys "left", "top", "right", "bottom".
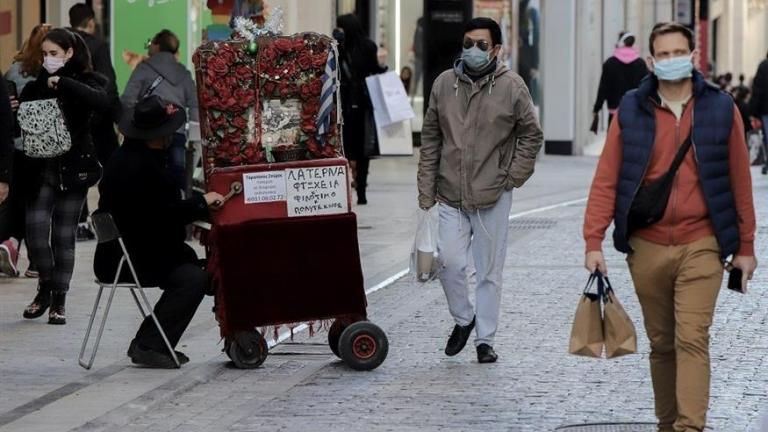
{"left": 316, "top": 50, "right": 337, "bottom": 146}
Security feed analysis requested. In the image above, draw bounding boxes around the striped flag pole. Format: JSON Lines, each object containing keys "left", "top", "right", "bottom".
{"left": 316, "top": 45, "right": 338, "bottom": 146}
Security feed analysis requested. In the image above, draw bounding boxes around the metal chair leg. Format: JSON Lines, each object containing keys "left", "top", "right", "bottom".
{"left": 133, "top": 285, "right": 181, "bottom": 368}
{"left": 78, "top": 259, "right": 125, "bottom": 370}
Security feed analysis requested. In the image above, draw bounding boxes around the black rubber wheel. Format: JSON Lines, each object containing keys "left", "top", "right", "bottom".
{"left": 327, "top": 319, "right": 346, "bottom": 358}
{"left": 338, "top": 321, "right": 388, "bottom": 371}
{"left": 227, "top": 330, "right": 268, "bottom": 369}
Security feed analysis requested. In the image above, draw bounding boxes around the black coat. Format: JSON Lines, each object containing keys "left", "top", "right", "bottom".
{"left": 0, "top": 74, "right": 13, "bottom": 183}
{"left": 94, "top": 139, "right": 210, "bottom": 286}
{"left": 19, "top": 65, "right": 109, "bottom": 193}
{"left": 73, "top": 29, "right": 121, "bottom": 162}
{"left": 593, "top": 56, "right": 649, "bottom": 113}
{"left": 750, "top": 59, "right": 768, "bottom": 118}
{"left": 338, "top": 39, "right": 385, "bottom": 160}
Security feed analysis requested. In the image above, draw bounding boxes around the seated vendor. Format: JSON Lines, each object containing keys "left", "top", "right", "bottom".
{"left": 94, "top": 95, "right": 224, "bottom": 368}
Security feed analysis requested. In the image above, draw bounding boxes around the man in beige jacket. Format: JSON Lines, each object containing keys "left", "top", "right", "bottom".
{"left": 417, "top": 17, "right": 543, "bottom": 363}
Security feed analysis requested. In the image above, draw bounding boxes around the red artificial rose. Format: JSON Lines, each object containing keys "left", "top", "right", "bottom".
{"left": 232, "top": 115, "right": 248, "bottom": 130}
{"left": 234, "top": 88, "right": 255, "bottom": 107}
{"left": 309, "top": 79, "right": 323, "bottom": 96}
{"left": 301, "top": 118, "right": 317, "bottom": 134}
{"left": 236, "top": 66, "right": 252, "bottom": 80}
{"left": 299, "top": 83, "right": 313, "bottom": 101}
{"left": 278, "top": 82, "right": 292, "bottom": 99}
{"left": 321, "top": 143, "right": 336, "bottom": 158}
{"left": 297, "top": 51, "right": 312, "bottom": 70}
{"left": 293, "top": 38, "right": 306, "bottom": 50}
{"left": 200, "top": 91, "right": 215, "bottom": 109}
{"left": 209, "top": 57, "right": 229, "bottom": 76}
{"left": 260, "top": 46, "right": 277, "bottom": 65}
{"left": 263, "top": 81, "right": 277, "bottom": 97}
{"left": 306, "top": 137, "right": 320, "bottom": 155}
{"left": 302, "top": 100, "right": 320, "bottom": 118}
{"left": 218, "top": 44, "right": 237, "bottom": 63}
{"left": 274, "top": 38, "right": 294, "bottom": 53}
{"left": 312, "top": 52, "right": 328, "bottom": 68}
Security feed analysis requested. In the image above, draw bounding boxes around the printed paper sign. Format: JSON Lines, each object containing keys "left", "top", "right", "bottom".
{"left": 286, "top": 166, "right": 348, "bottom": 217}
{"left": 243, "top": 171, "right": 286, "bottom": 204}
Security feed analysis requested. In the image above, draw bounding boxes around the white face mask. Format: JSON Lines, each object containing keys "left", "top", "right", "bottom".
{"left": 43, "top": 56, "right": 66, "bottom": 74}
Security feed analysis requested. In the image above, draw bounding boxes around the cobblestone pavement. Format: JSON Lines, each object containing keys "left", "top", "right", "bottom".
{"left": 3, "top": 156, "right": 768, "bottom": 431}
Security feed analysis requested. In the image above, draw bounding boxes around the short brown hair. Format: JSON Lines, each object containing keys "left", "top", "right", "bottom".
{"left": 649, "top": 22, "right": 695, "bottom": 56}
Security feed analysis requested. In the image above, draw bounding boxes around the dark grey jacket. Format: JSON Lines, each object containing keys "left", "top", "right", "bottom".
{"left": 121, "top": 52, "right": 198, "bottom": 134}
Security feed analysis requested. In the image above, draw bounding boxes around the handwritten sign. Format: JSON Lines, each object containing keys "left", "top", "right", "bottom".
{"left": 286, "top": 166, "right": 348, "bottom": 217}
{"left": 243, "top": 171, "right": 286, "bottom": 204}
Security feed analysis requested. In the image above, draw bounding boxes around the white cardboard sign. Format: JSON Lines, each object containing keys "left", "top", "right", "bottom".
{"left": 243, "top": 171, "right": 287, "bottom": 204}
{"left": 286, "top": 166, "right": 348, "bottom": 217}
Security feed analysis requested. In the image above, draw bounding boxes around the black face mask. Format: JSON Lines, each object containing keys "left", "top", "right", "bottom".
{"left": 332, "top": 29, "right": 345, "bottom": 44}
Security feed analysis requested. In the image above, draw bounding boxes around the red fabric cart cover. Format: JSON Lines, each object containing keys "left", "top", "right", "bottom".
{"left": 211, "top": 212, "right": 367, "bottom": 337}
{"left": 208, "top": 158, "right": 351, "bottom": 225}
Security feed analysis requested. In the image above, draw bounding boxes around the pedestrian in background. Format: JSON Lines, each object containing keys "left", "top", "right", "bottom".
{"left": 591, "top": 32, "right": 648, "bottom": 131}
{"left": 584, "top": 22, "right": 756, "bottom": 431}
{"left": 121, "top": 29, "right": 198, "bottom": 195}
{"left": 335, "top": 13, "right": 386, "bottom": 205}
{"left": 69, "top": 3, "right": 121, "bottom": 241}
{"left": 749, "top": 50, "right": 768, "bottom": 174}
{"left": 418, "top": 17, "right": 543, "bottom": 364}
{"left": 19, "top": 28, "right": 109, "bottom": 325}
{"left": 1, "top": 23, "right": 51, "bottom": 278}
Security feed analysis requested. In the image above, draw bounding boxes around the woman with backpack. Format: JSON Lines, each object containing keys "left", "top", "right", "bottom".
{"left": 18, "top": 28, "right": 109, "bottom": 325}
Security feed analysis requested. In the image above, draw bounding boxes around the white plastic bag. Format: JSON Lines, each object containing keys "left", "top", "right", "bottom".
{"left": 410, "top": 208, "right": 440, "bottom": 282}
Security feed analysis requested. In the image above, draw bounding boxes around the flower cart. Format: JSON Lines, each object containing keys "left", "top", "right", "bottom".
{"left": 193, "top": 28, "right": 388, "bottom": 371}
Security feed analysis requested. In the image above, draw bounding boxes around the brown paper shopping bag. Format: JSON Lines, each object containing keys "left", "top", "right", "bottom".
{"left": 568, "top": 274, "right": 604, "bottom": 358}
{"left": 602, "top": 280, "right": 637, "bottom": 359}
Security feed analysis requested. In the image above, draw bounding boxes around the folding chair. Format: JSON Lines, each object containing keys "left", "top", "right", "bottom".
{"left": 78, "top": 213, "right": 180, "bottom": 369}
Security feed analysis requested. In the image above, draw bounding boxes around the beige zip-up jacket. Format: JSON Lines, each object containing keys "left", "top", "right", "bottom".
{"left": 417, "top": 61, "right": 543, "bottom": 211}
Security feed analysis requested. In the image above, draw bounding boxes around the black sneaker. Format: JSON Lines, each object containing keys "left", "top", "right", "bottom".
{"left": 128, "top": 340, "right": 184, "bottom": 368}
{"left": 76, "top": 224, "right": 96, "bottom": 242}
{"left": 476, "top": 343, "right": 498, "bottom": 364}
{"left": 445, "top": 316, "right": 475, "bottom": 356}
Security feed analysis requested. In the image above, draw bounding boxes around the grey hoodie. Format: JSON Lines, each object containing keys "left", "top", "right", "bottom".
{"left": 417, "top": 60, "right": 543, "bottom": 211}
{"left": 121, "top": 52, "right": 198, "bottom": 134}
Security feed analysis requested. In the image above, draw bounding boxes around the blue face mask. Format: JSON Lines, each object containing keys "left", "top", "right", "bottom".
{"left": 653, "top": 55, "right": 693, "bottom": 81}
{"left": 462, "top": 46, "right": 491, "bottom": 71}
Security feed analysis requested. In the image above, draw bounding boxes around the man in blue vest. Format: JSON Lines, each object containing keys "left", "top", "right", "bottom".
{"left": 583, "top": 22, "right": 757, "bottom": 431}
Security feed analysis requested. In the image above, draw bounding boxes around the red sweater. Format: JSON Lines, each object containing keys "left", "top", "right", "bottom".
{"left": 584, "top": 99, "right": 755, "bottom": 256}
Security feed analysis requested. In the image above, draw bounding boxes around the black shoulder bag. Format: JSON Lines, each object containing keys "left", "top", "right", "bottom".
{"left": 627, "top": 134, "right": 692, "bottom": 233}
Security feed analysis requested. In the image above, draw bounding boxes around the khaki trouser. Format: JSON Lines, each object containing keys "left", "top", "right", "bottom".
{"left": 627, "top": 236, "right": 724, "bottom": 432}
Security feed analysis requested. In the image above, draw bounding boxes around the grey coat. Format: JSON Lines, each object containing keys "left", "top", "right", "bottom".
{"left": 121, "top": 52, "right": 198, "bottom": 134}
{"left": 417, "top": 60, "right": 543, "bottom": 211}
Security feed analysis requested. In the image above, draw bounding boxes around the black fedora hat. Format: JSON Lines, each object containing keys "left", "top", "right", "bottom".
{"left": 119, "top": 95, "right": 186, "bottom": 140}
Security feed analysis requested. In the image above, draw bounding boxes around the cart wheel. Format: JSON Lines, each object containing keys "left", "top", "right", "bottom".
{"left": 327, "top": 320, "right": 345, "bottom": 358}
{"left": 339, "top": 321, "right": 388, "bottom": 371}
{"left": 227, "top": 330, "right": 268, "bottom": 369}
{"left": 327, "top": 317, "right": 359, "bottom": 358}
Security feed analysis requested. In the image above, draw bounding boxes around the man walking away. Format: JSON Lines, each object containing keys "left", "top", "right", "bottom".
{"left": 592, "top": 32, "right": 649, "bottom": 130}
{"left": 121, "top": 29, "right": 198, "bottom": 194}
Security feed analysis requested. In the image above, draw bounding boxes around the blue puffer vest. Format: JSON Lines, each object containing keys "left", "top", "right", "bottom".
{"left": 613, "top": 71, "right": 740, "bottom": 259}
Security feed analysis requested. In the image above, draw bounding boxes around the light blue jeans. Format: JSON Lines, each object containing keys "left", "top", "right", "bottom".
{"left": 437, "top": 190, "right": 513, "bottom": 347}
